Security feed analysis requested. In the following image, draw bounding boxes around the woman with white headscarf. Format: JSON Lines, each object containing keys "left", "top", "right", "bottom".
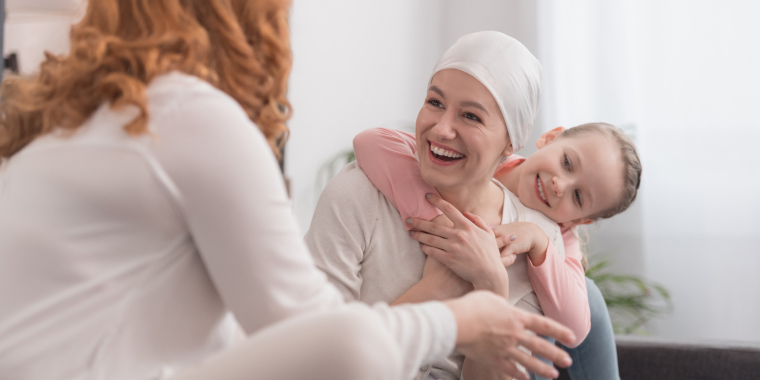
{"left": 306, "top": 31, "right": 567, "bottom": 380}
{"left": 350, "top": 31, "right": 623, "bottom": 380}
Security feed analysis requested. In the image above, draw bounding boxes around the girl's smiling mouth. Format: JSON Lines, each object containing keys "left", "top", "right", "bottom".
{"left": 535, "top": 174, "right": 550, "bottom": 207}
{"left": 428, "top": 141, "right": 466, "bottom": 166}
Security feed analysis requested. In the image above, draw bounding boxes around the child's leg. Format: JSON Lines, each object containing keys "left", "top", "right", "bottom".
{"left": 562, "top": 277, "right": 620, "bottom": 380}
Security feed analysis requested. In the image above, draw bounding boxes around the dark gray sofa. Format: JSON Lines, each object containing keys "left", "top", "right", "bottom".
{"left": 557, "top": 336, "right": 760, "bottom": 380}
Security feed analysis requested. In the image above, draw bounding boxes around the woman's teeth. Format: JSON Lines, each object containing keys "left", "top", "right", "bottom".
{"left": 537, "top": 176, "right": 548, "bottom": 205}
{"left": 431, "top": 145, "right": 463, "bottom": 159}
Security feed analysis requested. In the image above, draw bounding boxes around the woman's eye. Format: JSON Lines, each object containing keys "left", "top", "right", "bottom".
{"left": 575, "top": 190, "right": 583, "bottom": 207}
{"left": 427, "top": 99, "right": 443, "bottom": 108}
{"left": 463, "top": 112, "right": 481, "bottom": 122}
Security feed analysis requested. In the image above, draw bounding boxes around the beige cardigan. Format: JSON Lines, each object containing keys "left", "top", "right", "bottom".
{"left": 306, "top": 162, "right": 564, "bottom": 380}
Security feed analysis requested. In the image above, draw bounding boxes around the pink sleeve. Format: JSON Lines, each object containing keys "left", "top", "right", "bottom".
{"left": 353, "top": 128, "right": 442, "bottom": 230}
{"left": 526, "top": 227, "right": 590, "bottom": 347}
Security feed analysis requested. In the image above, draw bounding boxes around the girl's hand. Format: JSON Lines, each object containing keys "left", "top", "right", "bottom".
{"left": 407, "top": 194, "right": 508, "bottom": 297}
{"left": 493, "top": 222, "right": 550, "bottom": 267}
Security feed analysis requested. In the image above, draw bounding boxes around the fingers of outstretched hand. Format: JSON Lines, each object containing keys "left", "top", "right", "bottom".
{"left": 503, "top": 345, "right": 559, "bottom": 379}
{"left": 495, "top": 358, "right": 528, "bottom": 380}
{"left": 517, "top": 333, "right": 572, "bottom": 371}
{"left": 521, "top": 313, "right": 576, "bottom": 350}
{"left": 425, "top": 193, "right": 469, "bottom": 227}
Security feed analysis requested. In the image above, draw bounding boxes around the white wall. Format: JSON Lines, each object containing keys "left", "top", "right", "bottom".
{"left": 286, "top": 0, "right": 444, "bottom": 231}
{"left": 3, "top": 0, "right": 84, "bottom": 75}
{"left": 537, "top": 0, "right": 760, "bottom": 344}
{"left": 634, "top": 0, "right": 760, "bottom": 343}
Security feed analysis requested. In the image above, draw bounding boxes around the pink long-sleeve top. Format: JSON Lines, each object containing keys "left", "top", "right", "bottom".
{"left": 353, "top": 128, "right": 590, "bottom": 347}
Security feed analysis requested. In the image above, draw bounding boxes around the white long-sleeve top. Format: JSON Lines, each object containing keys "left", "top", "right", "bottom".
{"left": 0, "top": 72, "right": 456, "bottom": 380}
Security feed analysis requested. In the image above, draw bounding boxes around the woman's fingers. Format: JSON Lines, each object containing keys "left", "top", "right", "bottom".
{"left": 410, "top": 230, "right": 451, "bottom": 252}
{"left": 503, "top": 345, "right": 559, "bottom": 379}
{"left": 517, "top": 333, "right": 572, "bottom": 370}
{"left": 424, "top": 193, "right": 470, "bottom": 228}
{"left": 462, "top": 211, "right": 491, "bottom": 233}
{"left": 495, "top": 358, "right": 528, "bottom": 380}
{"left": 419, "top": 243, "right": 449, "bottom": 263}
{"left": 406, "top": 217, "right": 455, "bottom": 238}
{"left": 520, "top": 312, "right": 576, "bottom": 351}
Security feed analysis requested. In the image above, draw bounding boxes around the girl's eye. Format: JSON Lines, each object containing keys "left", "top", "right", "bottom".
{"left": 575, "top": 190, "right": 583, "bottom": 208}
{"left": 463, "top": 112, "right": 482, "bottom": 122}
{"left": 427, "top": 99, "right": 443, "bottom": 108}
{"left": 563, "top": 154, "right": 571, "bottom": 170}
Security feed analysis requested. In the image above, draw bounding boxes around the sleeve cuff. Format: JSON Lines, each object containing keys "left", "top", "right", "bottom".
{"left": 528, "top": 239, "right": 556, "bottom": 270}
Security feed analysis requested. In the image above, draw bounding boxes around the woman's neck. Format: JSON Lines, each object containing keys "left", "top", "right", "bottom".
{"left": 436, "top": 179, "right": 505, "bottom": 225}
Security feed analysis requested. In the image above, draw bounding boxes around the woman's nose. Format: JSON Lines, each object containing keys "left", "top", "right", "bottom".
{"left": 431, "top": 111, "right": 457, "bottom": 140}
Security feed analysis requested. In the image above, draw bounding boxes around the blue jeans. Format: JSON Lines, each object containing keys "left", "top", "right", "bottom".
{"left": 530, "top": 277, "right": 620, "bottom": 380}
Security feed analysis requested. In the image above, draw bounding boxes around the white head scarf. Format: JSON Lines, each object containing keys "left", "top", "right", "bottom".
{"left": 431, "top": 31, "right": 542, "bottom": 152}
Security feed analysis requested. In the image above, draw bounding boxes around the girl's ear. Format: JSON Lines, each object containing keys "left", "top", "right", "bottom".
{"left": 536, "top": 126, "right": 565, "bottom": 149}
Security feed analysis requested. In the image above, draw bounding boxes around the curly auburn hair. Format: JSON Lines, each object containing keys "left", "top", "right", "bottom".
{"left": 0, "top": 0, "right": 292, "bottom": 159}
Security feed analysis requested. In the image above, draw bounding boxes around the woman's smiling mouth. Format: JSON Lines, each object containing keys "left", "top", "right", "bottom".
{"left": 428, "top": 141, "right": 465, "bottom": 166}
{"left": 536, "top": 174, "right": 550, "bottom": 207}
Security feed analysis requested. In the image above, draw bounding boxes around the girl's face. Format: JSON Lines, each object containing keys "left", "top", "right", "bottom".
{"left": 514, "top": 128, "right": 626, "bottom": 226}
{"left": 416, "top": 69, "right": 512, "bottom": 191}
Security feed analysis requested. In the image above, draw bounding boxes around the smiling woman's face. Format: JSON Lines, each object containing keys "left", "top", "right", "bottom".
{"left": 416, "top": 69, "right": 512, "bottom": 192}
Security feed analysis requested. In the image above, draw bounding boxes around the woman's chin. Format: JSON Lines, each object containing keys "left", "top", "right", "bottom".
{"left": 420, "top": 168, "right": 453, "bottom": 189}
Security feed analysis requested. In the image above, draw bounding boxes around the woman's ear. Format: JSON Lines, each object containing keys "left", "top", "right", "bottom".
{"left": 536, "top": 127, "right": 565, "bottom": 149}
{"left": 501, "top": 141, "right": 514, "bottom": 157}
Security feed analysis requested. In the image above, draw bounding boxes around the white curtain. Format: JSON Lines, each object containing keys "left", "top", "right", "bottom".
{"left": 536, "top": 0, "right": 760, "bottom": 342}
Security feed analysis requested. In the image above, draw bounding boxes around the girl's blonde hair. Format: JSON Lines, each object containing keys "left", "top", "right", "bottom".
{"left": 560, "top": 122, "right": 642, "bottom": 220}
{"left": 0, "top": 0, "right": 292, "bottom": 159}
{"left": 561, "top": 123, "right": 642, "bottom": 272}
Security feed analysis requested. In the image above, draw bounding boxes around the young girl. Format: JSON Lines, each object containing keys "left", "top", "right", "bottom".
{"left": 353, "top": 122, "right": 641, "bottom": 378}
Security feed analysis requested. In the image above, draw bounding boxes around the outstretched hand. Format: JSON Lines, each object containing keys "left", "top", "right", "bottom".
{"left": 446, "top": 291, "right": 575, "bottom": 380}
{"left": 406, "top": 194, "right": 507, "bottom": 296}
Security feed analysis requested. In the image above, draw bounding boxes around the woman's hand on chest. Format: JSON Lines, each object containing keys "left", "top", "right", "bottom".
{"left": 407, "top": 194, "right": 509, "bottom": 298}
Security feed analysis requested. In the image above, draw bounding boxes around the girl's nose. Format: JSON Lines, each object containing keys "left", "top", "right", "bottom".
{"left": 551, "top": 176, "right": 568, "bottom": 197}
